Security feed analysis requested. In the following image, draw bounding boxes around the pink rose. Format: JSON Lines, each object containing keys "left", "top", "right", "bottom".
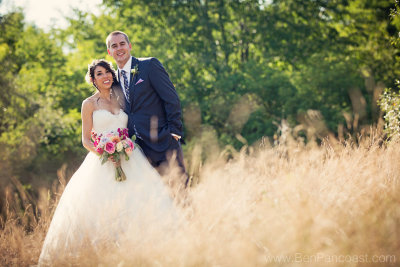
{"left": 105, "top": 142, "right": 115, "bottom": 154}
{"left": 126, "top": 139, "right": 134, "bottom": 149}
{"left": 125, "top": 147, "right": 133, "bottom": 155}
{"left": 96, "top": 147, "right": 104, "bottom": 155}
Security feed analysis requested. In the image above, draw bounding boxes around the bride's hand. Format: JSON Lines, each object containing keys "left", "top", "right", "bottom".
{"left": 108, "top": 155, "right": 121, "bottom": 167}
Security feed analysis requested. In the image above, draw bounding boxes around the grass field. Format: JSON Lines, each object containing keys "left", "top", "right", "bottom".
{"left": 1, "top": 130, "right": 399, "bottom": 266}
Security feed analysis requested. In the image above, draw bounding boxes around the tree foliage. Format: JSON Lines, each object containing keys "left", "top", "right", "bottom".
{"left": 0, "top": 11, "right": 83, "bottom": 187}
{"left": 0, "top": 0, "right": 399, "bottom": 186}
{"left": 378, "top": 0, "right": 400, "bottom": 139}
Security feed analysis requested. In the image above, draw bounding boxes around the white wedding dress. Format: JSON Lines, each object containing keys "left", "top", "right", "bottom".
{"left": 38, "top": 110, "right": 177, "bottom": 265}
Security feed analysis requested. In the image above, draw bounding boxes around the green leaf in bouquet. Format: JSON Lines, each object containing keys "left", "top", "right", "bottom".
{"left": 101, "top": 155, "right": 109, "bottom": 165}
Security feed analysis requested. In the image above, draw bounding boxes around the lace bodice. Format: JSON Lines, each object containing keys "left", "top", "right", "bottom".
{"left": 92, "top": 109, "right": 128, "bottom": 134}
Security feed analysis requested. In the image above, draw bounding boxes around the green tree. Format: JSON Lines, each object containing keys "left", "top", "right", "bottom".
{"left": 378, "top": 0, "right": 400, "bottom": 139}
{"left": 0, "top": 11, "right": 83, "bottom": 187}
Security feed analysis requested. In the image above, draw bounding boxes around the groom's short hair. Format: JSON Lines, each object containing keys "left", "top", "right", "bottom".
{"left": 106, "top": 31, "right": 130, "bottom": 48}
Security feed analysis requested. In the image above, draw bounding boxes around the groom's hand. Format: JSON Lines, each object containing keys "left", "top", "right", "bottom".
{"left": 171, "top": 133, "right": 180, "bottom": 141}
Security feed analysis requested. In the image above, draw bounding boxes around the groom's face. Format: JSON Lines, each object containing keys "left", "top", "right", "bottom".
{"left": 107, "top": 34, "right": 132, "bottom": 67}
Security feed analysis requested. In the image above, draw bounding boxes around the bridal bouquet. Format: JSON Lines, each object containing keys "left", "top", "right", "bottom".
{"left": 91, "top": 128, "right": 136, "bottom": 182}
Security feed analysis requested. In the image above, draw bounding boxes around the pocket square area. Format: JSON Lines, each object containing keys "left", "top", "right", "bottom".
{"left": 135, "top": 78, "right": 144, "bottom": 85}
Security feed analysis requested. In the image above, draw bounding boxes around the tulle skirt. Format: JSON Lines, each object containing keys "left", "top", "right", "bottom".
{"left": 38, "top": 148, "right": 177, "bottom": 265}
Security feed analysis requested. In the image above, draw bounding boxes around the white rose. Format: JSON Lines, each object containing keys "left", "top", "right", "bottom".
{"left": 116, "top": 142, "right": 123, "bottom": 152}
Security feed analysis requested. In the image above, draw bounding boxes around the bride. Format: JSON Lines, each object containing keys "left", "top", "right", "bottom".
{"left": 38, "top": 59, "right": 178, "bottom": 265}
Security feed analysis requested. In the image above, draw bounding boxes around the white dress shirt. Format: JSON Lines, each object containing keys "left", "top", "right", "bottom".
{"left": 118, "top": 57, "right": 132, "bottom": 102}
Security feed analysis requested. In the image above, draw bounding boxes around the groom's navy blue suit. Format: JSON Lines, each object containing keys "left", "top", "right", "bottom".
{"left": 118, "top": 56, "right": 186, "bottom": 176}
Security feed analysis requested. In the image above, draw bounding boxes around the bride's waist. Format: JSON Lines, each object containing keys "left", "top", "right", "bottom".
{"left": 94, "top": 127, "right": 128, "bottom": 135}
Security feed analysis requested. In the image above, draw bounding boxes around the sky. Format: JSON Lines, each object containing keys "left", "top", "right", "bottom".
{"left": 0, "top": 0, "right": 102, "bottom": 30}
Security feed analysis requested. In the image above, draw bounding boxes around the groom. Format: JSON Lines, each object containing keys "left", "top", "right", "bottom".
{"left": 106, "top": 31, "right": 188, "bottom": 185}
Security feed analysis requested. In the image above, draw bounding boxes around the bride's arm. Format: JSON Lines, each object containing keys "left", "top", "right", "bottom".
{"left": 81, "top": 99, "right": 97, "bottom": 154}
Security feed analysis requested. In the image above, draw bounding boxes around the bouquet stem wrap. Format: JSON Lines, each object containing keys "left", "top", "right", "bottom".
{"left": 115, "top": 165, "right": 127, "bottom": 182}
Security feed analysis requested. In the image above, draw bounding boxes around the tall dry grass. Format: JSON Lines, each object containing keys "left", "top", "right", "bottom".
{"left": 1, "top": 129, "right": 399, "bottom": 266}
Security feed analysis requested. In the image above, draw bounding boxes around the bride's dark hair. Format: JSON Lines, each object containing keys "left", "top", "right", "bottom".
{"left": 85, "top": 59, "right": 125, "bottom": 109}
{"left": 85, "top": 59, "right": 117, "bottom": 90}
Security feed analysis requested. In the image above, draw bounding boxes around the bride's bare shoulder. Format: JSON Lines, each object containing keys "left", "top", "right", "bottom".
{"left": 82, "top": 94, "right": 99, "bottom": 114}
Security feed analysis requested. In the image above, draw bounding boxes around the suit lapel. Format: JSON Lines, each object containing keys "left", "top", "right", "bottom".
{"left": 129, "top": 57, "right": 139, "bottom": 105}
{"left": 130, "top": 57, "right": 140, "bottom": 87}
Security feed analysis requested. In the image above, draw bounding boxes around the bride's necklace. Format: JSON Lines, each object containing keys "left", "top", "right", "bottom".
{"left": 96, "top": 90, "right": 120, "bottom": 112}
{"left": 97, "top": 89, "right": 113, "bottom": 103}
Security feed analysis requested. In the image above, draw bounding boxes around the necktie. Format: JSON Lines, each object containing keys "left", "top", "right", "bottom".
{"left": 121, "top": 70, "right": 130, "bottom": 103}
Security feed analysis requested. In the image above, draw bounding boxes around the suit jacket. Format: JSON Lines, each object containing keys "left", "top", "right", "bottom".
{"left": 117, "top": 56, "right": 183, "bottom": 156}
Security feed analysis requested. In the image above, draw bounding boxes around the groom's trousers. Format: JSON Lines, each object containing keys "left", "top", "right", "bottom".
{"left": 136, "top": 138, "right": 189, "bottom": 187}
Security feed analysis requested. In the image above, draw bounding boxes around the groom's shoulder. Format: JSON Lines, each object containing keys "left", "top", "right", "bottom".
{"left": 137, "top": 57, "right": 155, "bottom": 61}
{"left": 136, "top": 57, "right": 163, "bottom": 71}
{"left": 137, "top": 57, "right": 158, "bottom": 64}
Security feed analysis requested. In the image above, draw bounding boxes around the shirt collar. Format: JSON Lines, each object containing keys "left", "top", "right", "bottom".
{"left": 119, "top": 56, "right": 132, "bottom": 74}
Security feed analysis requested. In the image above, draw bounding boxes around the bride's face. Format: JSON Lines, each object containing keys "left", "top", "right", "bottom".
{"left": 93, "top": 66, "right": 113, "bottom": 91}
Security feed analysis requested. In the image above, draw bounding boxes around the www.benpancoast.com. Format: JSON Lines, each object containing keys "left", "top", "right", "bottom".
{"left": 265, "top": 253, "right": 396, "bottom": 264}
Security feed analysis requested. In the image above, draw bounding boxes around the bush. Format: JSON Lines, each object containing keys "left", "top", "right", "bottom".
{"left": 378, "top": 81, "right": 400, "bottom": 139}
